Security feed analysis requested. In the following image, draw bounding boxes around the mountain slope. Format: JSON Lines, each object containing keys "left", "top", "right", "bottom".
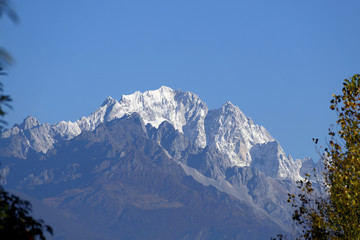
{"left": 0, "top": 86, "right": 318, "bottom": 239}
{"left": 1, "top": 86, "right": 303, "bottom": 180}
{"left": 1, "top": 114, "right": 288, "bottom": 239}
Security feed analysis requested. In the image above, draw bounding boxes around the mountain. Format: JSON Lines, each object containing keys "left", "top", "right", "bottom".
{"left": 0, "top": 86, "right": 322, "bottom": 239}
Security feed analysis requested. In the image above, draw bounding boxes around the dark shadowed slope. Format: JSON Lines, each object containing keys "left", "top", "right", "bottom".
{"left": 1, "top": 113, "right": 287, "bottom": 239}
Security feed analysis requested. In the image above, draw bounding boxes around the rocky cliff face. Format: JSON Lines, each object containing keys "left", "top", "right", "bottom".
{"left": 204, "top": 101, "right": 274, "bottom": 167}
{"left": 1, "top": 86, "right": 307, "bottom": 180}
{"left": 0, "top": 86, "right": 320, "bottom": 239}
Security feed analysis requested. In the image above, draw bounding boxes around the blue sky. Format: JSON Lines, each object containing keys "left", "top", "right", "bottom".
{"left": 1, "top": 0, "right": 360, "bottom": 160}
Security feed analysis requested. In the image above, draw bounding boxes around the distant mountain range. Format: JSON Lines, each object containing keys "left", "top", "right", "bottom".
{"left": 0, "top": 86, "right": 323, "bottom": 239}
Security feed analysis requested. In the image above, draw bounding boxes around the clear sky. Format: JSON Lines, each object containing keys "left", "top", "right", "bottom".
{"left": 1, "top": 0, "right": 360, "bottom": 160}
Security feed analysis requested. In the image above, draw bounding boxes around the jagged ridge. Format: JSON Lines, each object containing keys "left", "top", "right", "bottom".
{"left": 1, "top": 86, "right": 312, "bottom": 179}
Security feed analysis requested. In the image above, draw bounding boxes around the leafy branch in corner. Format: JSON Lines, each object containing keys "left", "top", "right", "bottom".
{"left": 0, "top": 188, "right": 53, "bottom": 240}
{"left": 272, "top": 74, "right": 360, "bottom": 240}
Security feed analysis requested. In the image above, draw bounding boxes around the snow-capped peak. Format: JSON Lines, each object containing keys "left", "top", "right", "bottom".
{"left": 101, "top": 96, "right": 117, "bottom": 107}
{"left": 221, "top": 101, "right": 235, "bottom": 109}
{"left": 74, "top": 86, "right": 208, "bottom": 147}
{"left": 118, "top": 86, "right": 178, "bottom": 128}
{"left": 1, "top": 86, "right": 305, "bottom": 180}
{"left": 205, "top": 100, "right": 274, "bottom": 167}
{"left": 20, "top": 116, "right": 40, "bottom": 130}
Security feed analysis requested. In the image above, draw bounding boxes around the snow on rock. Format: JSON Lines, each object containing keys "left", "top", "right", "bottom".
{"left": 75, "top": 86, "right": 208, "bottom": 148}
{"left": 250, "top": 141, "right": 302, "bottom": 180}
{"left": 296, "top": 157, "right": 325, "bottom": 182}
{"left": 20, "top": 116, "right": 40, "bottom": 130}
{"left": 1, "top": 86, "right": 307, "bottom": 180}
{"left": 53, "top": 121, "right": 81, "bottom": 140}
{"left": 2, "top": 86, "right": 209, "bottom": 152}
{"left": 1, "top": 125, "right": 20, "bottom": 138}
{"left": 24, "top": 123, "right": 56, "bottom": 153}
{"left": 205, "top": 101, "right": 274, "bottom": 167}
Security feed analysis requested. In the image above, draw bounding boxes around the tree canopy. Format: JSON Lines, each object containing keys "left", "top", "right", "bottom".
{"left": 0, "top": 189, "right": 53, "bottom": 240}
{"left": 288, "top": 74, "right": 360, "bottom": 239}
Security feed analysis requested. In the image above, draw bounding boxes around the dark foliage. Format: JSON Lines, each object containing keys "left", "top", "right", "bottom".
{"left": 0, "top": 188, "right": 53, "bottom": 240}
{"left": 273, "top": 74, "right": 360, "bottom": 239}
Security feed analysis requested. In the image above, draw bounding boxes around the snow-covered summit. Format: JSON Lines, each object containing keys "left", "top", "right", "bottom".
{"left": 101, "top": 96, "right": 117, "bottom": 107}
{"left": 75, "top": 86, "right": 208, "bottom": 147}
{"left": 20, "top": 116, "right": 40, "bottom": 130}
{"left": 1, "top": 86, "right": 305, "bottom": 180}
{"left": 204, "top": 101, "right": 274, "bottom": 166}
